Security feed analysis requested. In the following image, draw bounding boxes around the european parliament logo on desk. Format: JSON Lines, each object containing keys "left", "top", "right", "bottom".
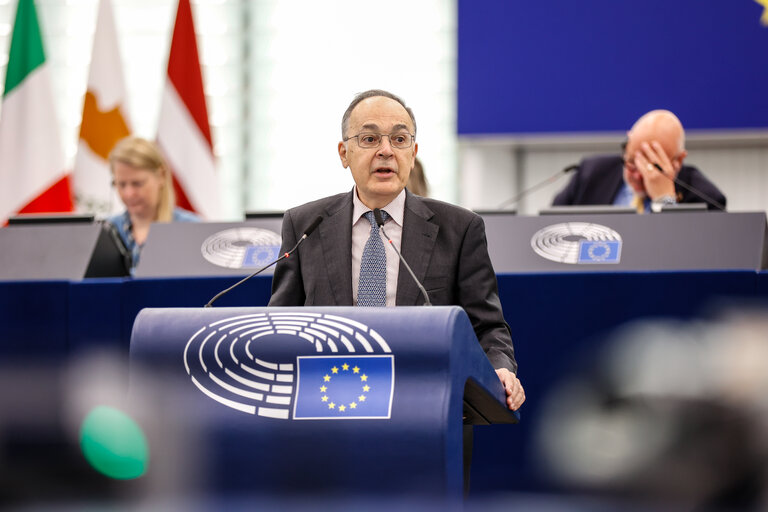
{"left": 294, "top": 355, "right": 394, "bottom": 420}
{"left": 242, "top": 245, "right": 281, "bottom": 268}
{"left": 183, "top": 312, "right": 395, "bottom": 420}
{"left": 578, "top": 240, "right": 621, "bottom": 264}
{"left": 531, "top": 222, "right": 623, "bottom": 265}
{"left": 201, "top": 227, "right": 282, "bottom": 269}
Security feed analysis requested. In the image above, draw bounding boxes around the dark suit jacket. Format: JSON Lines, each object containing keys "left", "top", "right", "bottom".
{"left": 268, "top": 189, "right": 518, "bottom": 373}
{"left": 552, "top": 155, "right": 727, "bottom": 210}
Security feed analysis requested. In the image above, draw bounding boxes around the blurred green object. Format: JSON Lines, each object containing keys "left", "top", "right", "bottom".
{"left": 80, "top": 405, "right": 148, "bottom": 479}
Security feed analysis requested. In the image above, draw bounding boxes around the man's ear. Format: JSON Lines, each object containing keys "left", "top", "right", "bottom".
{"left": 338, "top": 141, "right": 349, "bottom": 168}
{"left": 674, "top": 150, "right": 688, "bottom": 171}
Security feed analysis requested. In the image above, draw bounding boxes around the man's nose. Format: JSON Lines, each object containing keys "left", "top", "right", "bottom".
{"left": 377, "top": 135, "right": 394, "bottom": 156}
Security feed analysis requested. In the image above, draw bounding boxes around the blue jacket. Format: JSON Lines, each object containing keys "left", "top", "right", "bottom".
{"left": 107, "top": 207, "right": 199, "bottom": 272}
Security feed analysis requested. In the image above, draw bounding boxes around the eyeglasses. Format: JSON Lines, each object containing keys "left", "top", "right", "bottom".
{"left": 343, "top": 132, "right": 415, "bottom": 149}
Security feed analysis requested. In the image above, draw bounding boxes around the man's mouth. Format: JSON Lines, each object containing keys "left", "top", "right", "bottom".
{"left": 374, "top": 167, "right": 395, "bottom": 175}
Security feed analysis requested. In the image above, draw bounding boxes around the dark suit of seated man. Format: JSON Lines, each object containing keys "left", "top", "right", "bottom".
{"left": 552, "top": 110, "right": 726, "bottom": 212}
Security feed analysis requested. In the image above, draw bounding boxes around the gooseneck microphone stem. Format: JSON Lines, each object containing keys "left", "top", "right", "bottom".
{"left": 373, "top": 208, "right": 432, "bottom": 306}
{"left": 204, "top": 216, "right": 323, "bottom": 307}
{"left": 496, "top": 164, "right": 579, "bottom": 210}
{"left": 203, "top": 245, "right": 294, "bottom": 308}
{"left": 651, "top": 163, "right": 726, "bottom": 212}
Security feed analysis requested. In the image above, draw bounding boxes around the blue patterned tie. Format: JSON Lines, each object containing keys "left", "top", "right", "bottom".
{"left": 357, "top": 210, "right": 389, "bottom": 307}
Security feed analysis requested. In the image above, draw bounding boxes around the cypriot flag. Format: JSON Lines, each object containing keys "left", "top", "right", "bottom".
{"left": 73, "top": 0, "right": 131, "bottom": 216}
{"left": 0, "top": 0, "right": 72, "bottom": 225}
{"left": 157, "top": 0, "right": 218, "bottom": 219}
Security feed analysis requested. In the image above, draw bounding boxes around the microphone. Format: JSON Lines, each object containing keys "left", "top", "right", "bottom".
{"left": 650, "top": 163, "right": 726, "bottom": 212}
{"left": 373, "top": 208, "right": 432, "bottom": 306}
{"left": 204, "top": 216, "right": 323, "bottom": 307}
{"left": 496, "top": 164, "right": 578, "bottom": 210}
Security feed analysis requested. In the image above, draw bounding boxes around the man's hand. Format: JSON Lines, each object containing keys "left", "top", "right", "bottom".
{"left": 495, "top": 368, "right": 525, "bottom": 411}
{"left": 634, "top": 141, "right": 677, "bottom": 201}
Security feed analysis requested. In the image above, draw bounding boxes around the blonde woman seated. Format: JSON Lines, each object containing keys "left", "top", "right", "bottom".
{"left": 107, "top": 136, "right": 198, "bottom": 270}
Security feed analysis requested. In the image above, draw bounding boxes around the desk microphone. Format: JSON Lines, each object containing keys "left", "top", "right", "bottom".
{"left": 204, "top": 216, "right": 323, "bottom": 307}
{"left": 373, "top": 208, "right": 432, "bottom": 306}
{"left": 496, "top": 164, "right": 578, "bottom": 210}
{"left": 650, "top": 163, "right": 726, "bottom": 212}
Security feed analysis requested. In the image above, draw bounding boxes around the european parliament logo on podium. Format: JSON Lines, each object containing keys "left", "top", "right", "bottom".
{"left": 183, "top": 311, "right": 395, "bottom": 420}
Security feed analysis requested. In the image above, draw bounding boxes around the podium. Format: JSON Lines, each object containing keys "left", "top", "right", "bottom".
{"left": 129, "top": 306, "right": 517, "bottom": 498}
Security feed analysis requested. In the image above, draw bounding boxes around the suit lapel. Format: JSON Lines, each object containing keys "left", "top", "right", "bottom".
{"left": 397, "top": 193, "right": 438, "bottom": 305}
{"left": 674, "top": 166, "right": 693, "bottom": 201}
{"left": 318, "top": 192, "right": 354, "bottom": 305}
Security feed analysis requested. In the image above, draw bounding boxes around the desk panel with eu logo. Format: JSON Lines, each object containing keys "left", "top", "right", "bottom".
{"left": 134, "top": 218, "right": 284, "bottom": 278}
{"left": 480, "top": 211, "right": 768, "bottom": 273}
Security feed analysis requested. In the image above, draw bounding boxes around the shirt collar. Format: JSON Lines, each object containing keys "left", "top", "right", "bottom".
{"left": 352, "top": 187, "right": 406, "bottom": 227}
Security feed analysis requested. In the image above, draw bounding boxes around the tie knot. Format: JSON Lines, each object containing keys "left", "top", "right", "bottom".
{"left": 364, "top": 210, "right": 388, "bottom": 228}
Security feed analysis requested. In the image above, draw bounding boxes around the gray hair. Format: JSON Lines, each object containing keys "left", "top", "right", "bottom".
{"left": 341, "top": 89, "right": 417, "bottom": 138}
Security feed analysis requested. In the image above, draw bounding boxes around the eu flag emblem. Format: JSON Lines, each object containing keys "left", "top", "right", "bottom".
{"left": 242, "top": 245, "right": 280, "bottom": 268}
{"left": 578, "top": 240, "right": 621, "bottom": 264}
{"left": 293, "top": 355, "right": 394, "bottom": 420}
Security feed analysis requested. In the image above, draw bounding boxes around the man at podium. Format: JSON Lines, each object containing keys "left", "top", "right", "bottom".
{"left": 269, "top": 89, "right": 524, "bottom": 411}
{"left": 552, "top": 110, "right": 726, "bottom": 212}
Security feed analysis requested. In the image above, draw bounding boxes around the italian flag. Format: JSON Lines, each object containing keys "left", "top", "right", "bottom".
{"left": 0, "top": 0, "right": 72, "bottom": 225}
{"left": 157, "top": 0, "right": 219, "bottom": 219}
{"left": 73, "top": 0, "right": 131, "bottom": 217}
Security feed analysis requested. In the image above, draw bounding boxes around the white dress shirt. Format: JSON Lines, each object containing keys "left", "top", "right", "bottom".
{"left": 351, "top": 187, "right": 405, "bottom": 306}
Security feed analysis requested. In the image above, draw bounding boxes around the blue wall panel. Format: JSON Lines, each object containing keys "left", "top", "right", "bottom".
{"left": 458, "top": 0, "right": 768, "bottom": 134}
